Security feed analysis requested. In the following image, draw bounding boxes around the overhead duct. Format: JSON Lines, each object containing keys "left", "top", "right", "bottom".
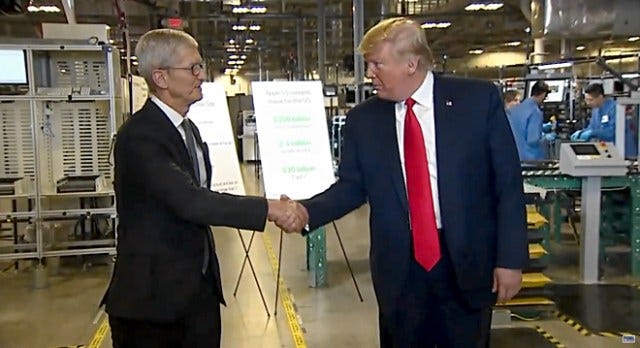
{"left": 529, "top": 0, "right": 640, "bottom": 38}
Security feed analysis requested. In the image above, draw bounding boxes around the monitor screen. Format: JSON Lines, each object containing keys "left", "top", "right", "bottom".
{"left": 526, "top": 79, "right": 565, "bottom": 103}
{"left": 545, "top": 80, "right": 565, "bottom": 103}
{"left": 570, "top": 144, "right": 600, "bottom": 156}
{"left": 0, "top": 50, "right": 27, "bottom": 84}
{"left": 323, "top": 84, "right": 337, "bottom": 97}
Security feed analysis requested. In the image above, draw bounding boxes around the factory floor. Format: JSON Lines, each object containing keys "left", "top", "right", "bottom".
{"left": 1, "top": 164, "right": 639, "bottom": 348}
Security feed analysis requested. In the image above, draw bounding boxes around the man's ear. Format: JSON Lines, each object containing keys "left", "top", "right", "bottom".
{"left": 152, "top": 70, "right": 168, "bottom": 89}
{"left": 407, "top": 55, "right": 419, "bottom": 74}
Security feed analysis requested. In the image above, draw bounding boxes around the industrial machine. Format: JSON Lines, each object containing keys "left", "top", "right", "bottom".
{"left": 241, "top": 110, "right": 258, "bottom": 161}
{"left": 559, "top": 142, "right": 627, "bottom": 283}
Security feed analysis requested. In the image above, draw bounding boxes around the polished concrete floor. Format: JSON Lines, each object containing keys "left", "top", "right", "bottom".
{"left": 1, "top": 164, "right": 639, "bottom": 348}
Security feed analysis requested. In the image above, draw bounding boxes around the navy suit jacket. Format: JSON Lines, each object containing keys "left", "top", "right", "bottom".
{"left": 302, "top": 74, "right": 528, "bottom": 315}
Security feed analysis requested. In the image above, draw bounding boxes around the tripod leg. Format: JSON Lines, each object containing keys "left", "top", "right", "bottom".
{"left": 274, "top": 229, "right": 284, "bottom": 315}
{"left": 233, "top": 230, "right": 252, "bottom": 296}
{"left": 332, "top": 221, "right": 363, "bottom": 302}
{"left": 233, "top": 230, "right": 270, "bottom": 316}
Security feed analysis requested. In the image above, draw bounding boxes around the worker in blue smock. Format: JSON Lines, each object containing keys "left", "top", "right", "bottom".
{"left": 571, "top": 83, "right": 637, "bottom": 158}
{"left": 507, "top": 81, "right": 556, "bottom": 161}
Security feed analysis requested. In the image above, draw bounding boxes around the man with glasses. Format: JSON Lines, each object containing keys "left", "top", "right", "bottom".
{"left": 101, "top": 29, "right": 307, "bottom": 348}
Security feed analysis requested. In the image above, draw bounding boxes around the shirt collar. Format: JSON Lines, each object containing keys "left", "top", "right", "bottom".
{"left": 150, "top": 95, "right": 186, "bottom": 129}
{"left": 398, "top": 70, "right": 433, "bottom": 108}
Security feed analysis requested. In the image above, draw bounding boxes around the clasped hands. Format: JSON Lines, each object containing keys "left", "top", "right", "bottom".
{"left": 267, "top": 195, "right": 308, "bottom": 234}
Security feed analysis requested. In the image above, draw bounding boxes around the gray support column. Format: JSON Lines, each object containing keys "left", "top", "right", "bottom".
{"left": 532, "top": 38, "right": 545, "bottom": 64}
{"left": 580, "top": 177, "right": 601, "bottom": 283}
{"left": 297, "top": 17, "right": 305, "bottom": 81}
{"left": 380, "top": 0, "right": 389, "bottom": 19}
{"left": 317, "top": 0, "right": 326, "bottom": 83}
{"left": 61, "top": 0, "right": 76, "bottom": 24}
{"left": 258, "top": 47, "right": 263, "bottom": 81}
{"left": 353, "top": 0, "right": 365, "bottom": 103}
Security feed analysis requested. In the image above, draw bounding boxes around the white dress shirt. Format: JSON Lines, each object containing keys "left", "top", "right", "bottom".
{"left": 150, "top": 95, "right": 208, "bottom": 188}
{"left": 394, "top": 71, "right": 442, "bottom": 228}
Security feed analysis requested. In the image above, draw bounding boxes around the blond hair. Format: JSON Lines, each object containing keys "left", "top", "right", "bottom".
{"left": 358, "top": 17, "right": 434, "bottom": 69}
{"left": 135, "top": 29, "right": 199, "bottom": 91}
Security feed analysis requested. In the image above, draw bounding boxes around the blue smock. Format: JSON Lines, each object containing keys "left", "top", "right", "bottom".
{"left": 585, "top": 98, "right": 638, "bottom": 158}
{"left": 507, "top": 98, "right": 545, "bottom": 160}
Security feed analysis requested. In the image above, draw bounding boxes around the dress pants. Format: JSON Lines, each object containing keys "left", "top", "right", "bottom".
{"left": 109, "top": 271, "right": 221, "bottom": 348}
{"left": 379, "top": 254, "right": 492, "bottom": 348}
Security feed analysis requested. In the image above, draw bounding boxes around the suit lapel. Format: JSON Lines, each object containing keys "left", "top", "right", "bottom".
{"left": 377, "top": 100, "right": 409, "bottom": 212}
{"left": 144, "top": 100, "right": 197, "bottom": 180}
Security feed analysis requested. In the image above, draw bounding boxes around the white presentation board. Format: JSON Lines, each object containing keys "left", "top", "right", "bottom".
{"left": 251, "top": 81, "right": 335, "bottom": 200}
{"left": 188, "top": 82, "right": 246, "bottom": 195}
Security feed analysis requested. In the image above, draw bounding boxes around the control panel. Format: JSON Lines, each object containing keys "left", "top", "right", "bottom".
{"left": 559, "top": 142, "right": 627, "bottom": 177}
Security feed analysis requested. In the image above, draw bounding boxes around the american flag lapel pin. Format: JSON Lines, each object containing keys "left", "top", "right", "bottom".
{"left": 446, "top": 100, "right": 453, "bottom": 106}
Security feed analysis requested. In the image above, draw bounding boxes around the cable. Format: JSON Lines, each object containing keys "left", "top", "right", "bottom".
{"left": 511, "top": 313, "right": 541, "bottom": 321}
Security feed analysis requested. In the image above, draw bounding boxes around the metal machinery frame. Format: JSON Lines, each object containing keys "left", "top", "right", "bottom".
{"left": 523, "top": 163, "right": 640, "bottom": 278}
{"left": 0, "top": 39, "right": 121, "bottom": 283}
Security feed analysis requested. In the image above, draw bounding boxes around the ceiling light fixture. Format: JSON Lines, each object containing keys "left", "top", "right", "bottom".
{"left": 465, "top": 2, "right": 503, "bottom": 11}
{"left": 536, "top": 62, "right": 572, "bottom": 70}
{"left": 27, "top": 4, "right": 61, "bottom": 12}
{"left": 249, "top": 24, "right": 261, "bottom": 31}
{"left": 421, "top": 21, "right": 451, "bottom": 29}
{"left": 245, "top": 38, "right": 255, "bottom": 44}
{"left": 232, "top": 6, "right": 267, "bottom": 14}
{"left": 504, "top": 41, "right": 521, "bottom": 47}
{"left": 232, "top": 25, "right": 247, "bottom": 31}
{"left": 469, "top": 49, "right": 484, "bottom": 54}
{"left": 628, "top": 36, "right": 640, "bottom": 42}
{"left": 576, "top": 45, "right": 586, "bottom": 51}
{"left": 622, "top": 73, "right": 639, "bottom": 79}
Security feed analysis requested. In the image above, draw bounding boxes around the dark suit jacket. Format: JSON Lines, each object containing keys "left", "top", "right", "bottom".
{"left": 102, "top": 99, "right": 268, "bottom": 321}
{"left": 302, "top": 74, "right": 528, "bottom": 315}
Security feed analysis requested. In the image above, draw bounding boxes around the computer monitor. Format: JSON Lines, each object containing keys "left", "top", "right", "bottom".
{"left": 0, "top": 49, "right": 27, "bottom": 84}
{"left": 526, "top": 79, "right": 565, "bottom": 103}
{"left": 545, "top": 80, "right": 565, "bottom": 103}
{"left": 323, "top": 84, "right": 337, "bottom": 97}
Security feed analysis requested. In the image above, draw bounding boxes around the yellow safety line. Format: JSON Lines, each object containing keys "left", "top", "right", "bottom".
{"left": 88, "top": 317, "right": 109, "bottom": 348}
{"left": 553, "top": 310, "right": 591, "bottom": 336}
{"left": 262, "top": 231, "right": 307, "bottom": 348}
{"left": 85, "top": 231, "right": 308, "bottom": 348}
{"left": 535, "top": 326, "right": 566, "bottom": 348}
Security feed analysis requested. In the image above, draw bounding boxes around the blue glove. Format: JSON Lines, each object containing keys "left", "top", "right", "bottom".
{"left": 542, "top": 122, "right": 553, "bottom": 133}
{"left": 543, "top": 132, "right": 557, "bottom": 142}
{"left": 570, "top": 130, "right": 583, "bottom": 141}
{"left": 578, "top": 129, "right": 593, "bottom": 141}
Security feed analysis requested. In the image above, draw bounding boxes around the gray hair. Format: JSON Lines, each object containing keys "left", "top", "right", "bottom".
{"left": 135, "top": 29, "right": 199, "bottom": 91}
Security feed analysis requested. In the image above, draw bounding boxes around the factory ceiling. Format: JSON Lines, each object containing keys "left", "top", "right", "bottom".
{"left": 1, "top": 0, "right": 638, "bottom": 79}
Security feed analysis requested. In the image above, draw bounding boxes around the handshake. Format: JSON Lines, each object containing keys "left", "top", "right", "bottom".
{"left": 266, "top": 195, "right": 309, "bottom": 234}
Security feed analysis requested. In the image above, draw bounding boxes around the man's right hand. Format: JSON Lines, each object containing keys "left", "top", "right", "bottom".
{"left": 267, "top": 196, "right": 308, "bottom": 233}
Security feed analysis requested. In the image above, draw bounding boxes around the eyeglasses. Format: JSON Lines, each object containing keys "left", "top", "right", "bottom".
{"left": 163, "top": 63, "right": 206, "bottom": 76}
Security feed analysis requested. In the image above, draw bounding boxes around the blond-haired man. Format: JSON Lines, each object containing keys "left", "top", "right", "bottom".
{"left": 101, "top": 29, "right": 306, "bottom": 348}
{"left": 298, "top": 18, "right": 527, "bottom": 347}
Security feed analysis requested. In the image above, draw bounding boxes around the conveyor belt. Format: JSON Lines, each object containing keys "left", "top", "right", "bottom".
{"left": 529, "top": 243, "right": 547, "bottom": 259}
{"left": 522, "top": 273, "right": 552, "bottom": 288}
{"left": 498, "top": 296, "right": 555, "bottom": 307}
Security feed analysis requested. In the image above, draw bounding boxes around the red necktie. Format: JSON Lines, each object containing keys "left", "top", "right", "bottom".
{"left": 403, "top": 98, "right": 441, "bottom": 271}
